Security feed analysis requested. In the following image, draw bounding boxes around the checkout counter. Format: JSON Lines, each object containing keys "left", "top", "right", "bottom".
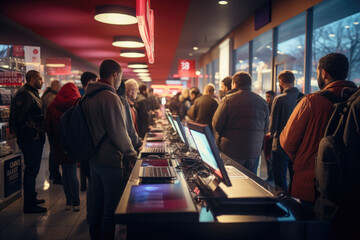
{"left": 115, "top": 119, "right": 329, "bottom": 240}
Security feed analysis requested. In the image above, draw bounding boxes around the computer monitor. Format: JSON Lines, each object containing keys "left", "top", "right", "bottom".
{"left": 181, "top": 121, "right": 197, "bottom": 151}
{"left": 172, "top": 115, "right": 188, "bottom": 146}
{"left": 165, "top": 111, "right": 176, "bottom": 132}
{"left": 187, "top": 122, "right": 232, "bottom": 187}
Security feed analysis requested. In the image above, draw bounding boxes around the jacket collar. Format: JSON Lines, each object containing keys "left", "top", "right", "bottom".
{"left": 323, "top": 80, "right": 357, "bottom": 90}
{"left": 24, "top": 83, "right": 40, "bottom": 96}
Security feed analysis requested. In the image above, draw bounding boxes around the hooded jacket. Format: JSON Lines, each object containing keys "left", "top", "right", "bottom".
{"left": 45, "top": 83, "right": 81, "bottom": 164}
{"left": 212, "top": 86, "right": 269, "bottom": 159}
{"left": 82, "top": 81, "right": 137, "bottom": 167}
{"left": 280, "top": 80, "right": 358, "bottom": 202}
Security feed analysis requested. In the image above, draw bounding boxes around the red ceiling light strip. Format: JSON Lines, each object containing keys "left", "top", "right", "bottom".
{"left": 136, "top": 0, "right": 154, "bottom": 64}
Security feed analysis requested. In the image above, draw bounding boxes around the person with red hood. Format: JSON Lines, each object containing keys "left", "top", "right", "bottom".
{"left": 45, "top": 83, "right": 81, "bottom": 211}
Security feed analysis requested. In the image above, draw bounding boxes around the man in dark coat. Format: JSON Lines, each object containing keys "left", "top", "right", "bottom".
{"left": 10, "top": 70, "right": 47, "bottom": 213}
{"left": 187, "top": 84, "right": 218, "bottom": 133}
{"left": 212, "top": 71, "right": 269, "bottom": 174}
{"left": 135, "top": 84, "right": 150, "bottom": 138}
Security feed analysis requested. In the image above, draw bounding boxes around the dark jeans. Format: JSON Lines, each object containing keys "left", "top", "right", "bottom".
{"left": 48, "top": 146, "right": 61, "bottom": 181}
{"left": 61, "top": 163, "right": 80, "bottom": 206}
{"left": 18, "top": 139, "right": 44, "bottom": 208}
{"left": 80, "top": 160, "right": 90, "bottom": 188}
{"left": 233, "top": 157, "right": 260, "bottom": 175}
{"left": 89, "top": 161, "right": 123, "bottom": 240}
{"left": 271, "top": 151, "right": 294, "bottom": 192}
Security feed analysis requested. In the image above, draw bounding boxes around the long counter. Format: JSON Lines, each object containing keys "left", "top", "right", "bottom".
{"left": 115, "top": 119, "right": 330, "bottom": 239}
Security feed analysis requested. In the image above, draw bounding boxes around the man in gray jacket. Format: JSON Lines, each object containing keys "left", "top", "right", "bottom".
{"left": 82, "top": 59, "right": 137, "bottom": 240}
{"left": 268, "top": 70, "right": 303, "bottom": 192}
{"left": 212, "top": 71, "right": 269, "bottom": 174}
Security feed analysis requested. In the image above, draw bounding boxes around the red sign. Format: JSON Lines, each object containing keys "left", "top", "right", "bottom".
{"left": 12, "top": 45, "right": 24, "bottom": 58}
{"left": 178, "top": 59, "right": 196, "bottom": 77}
{"left": 0, "top": 71, "right": 23, "bottom": 85}
{"left": 137, "top": 0, "right": 154, "bottom": 64}
{"left": 46, "top": 58, "right": 71, "bottom": 75}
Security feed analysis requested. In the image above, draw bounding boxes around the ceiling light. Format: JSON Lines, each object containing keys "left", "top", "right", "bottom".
{"left": 137, "top": 72, "right": 150, "bottom": 77}
{"left": 127, "top": 63, "right": 148, "bottom": 68}
{"left": 120, "top": 50, "right": 145, "bottom": 58}
{"left": 345, "top": 26, "right": 350, "bottom": 29}
{"left": 94, "top": 5, "right": 137, "bottom": 25}
{"left": 297, "top": 45, "right": 302, "bottom": 49}
{"left": 196, "top": 71, "right": 200, "bottom": 76}
{"left": 189, "top": 53, "right": 193, "bottom": 56}
{"left": 133, "top": 69, "right": 149, "bottom": 73}
{"left": 140, "top": 76, "right": 152, "bottom": 82}
{"left": 46, "top": 63, "right": 66, "bottom": 67}
{"left": 218, "top": 1, "right": 228, "bottom": 5}
{"left": 1, "top": 65, "right": 9, "bottom": 69}
{"left": 329, "top": 34, "right": 336, "bottom": 37}
{"left": 354, "top": 22, "right": 359, "bottom": 25}
{"left": 112, "top": 36, "right": 144, "bottom": 48}
{"left": 193, "top": 47, "right": 199, "bottom": 51}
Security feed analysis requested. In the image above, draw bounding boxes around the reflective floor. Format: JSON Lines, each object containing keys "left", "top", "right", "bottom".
{"left": 0, "top": 138, "right": 274, "bottom": 240}
{"left": 0, "top": 139, "right": 126, "bottom": 240}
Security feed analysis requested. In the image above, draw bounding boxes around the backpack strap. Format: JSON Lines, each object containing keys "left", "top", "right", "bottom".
{"left": 316, "top": 90, "right": 342, "bottom": 103}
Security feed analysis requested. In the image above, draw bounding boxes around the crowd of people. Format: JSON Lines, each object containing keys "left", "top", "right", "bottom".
{"left": 8, "top": 53, "right": 359, "bottom": 239}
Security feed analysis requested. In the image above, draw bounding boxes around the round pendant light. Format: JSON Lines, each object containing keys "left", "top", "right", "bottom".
{"left": 120, "top": 50, "right": 145, "bottom": 58}
{"left": 140, "top": 76, "right": 152, "bottom": 82}
{"left": 137, "top": 72, "right": 150, "bottom": 77}
{"left": 95, "top": 5, "right": 137, "bottom": 25}
{"left": 127, "top": 63, "right": 148, "bottom": 68}
{"left": 133, "top": 69, "right": 149, "bottom": 73}
{"left": 112, "top": 36, "right": 144, "bottom": 48}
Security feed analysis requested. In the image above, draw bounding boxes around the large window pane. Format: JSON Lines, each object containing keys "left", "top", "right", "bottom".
{"left": 252, "top": 30, "right": 272, "bottom": 97}
{"left": 311, "top": 0, "right": 360, "bottom": 92}
{"left": 213, "top": 59, "right": 220, "bottom": 93}
{"left": 234, "top": 43, "right": 249, "bottom": 73}
{"left": 277, "top": 13, "right": 306, "bottom": 93}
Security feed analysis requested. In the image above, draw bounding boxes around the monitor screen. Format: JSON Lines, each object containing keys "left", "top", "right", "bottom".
{"left": 172, "top": 115, "right": 188, "bottom": 146}
{"left": 182, "top": 121, "right": 197, "bottom": 150}
{"left": 188, "top": 122, "right": 232, "bottom": 187}
{"left": 165, "top": 111, "right": 176, "bottom": 131}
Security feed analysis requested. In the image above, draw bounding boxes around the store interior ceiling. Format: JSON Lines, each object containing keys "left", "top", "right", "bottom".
{"left": 0, "top": 0, "right": 268, "bottom": 84}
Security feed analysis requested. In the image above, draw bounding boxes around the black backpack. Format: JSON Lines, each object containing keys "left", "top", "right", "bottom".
{"left": 315, "top": 87, "right": 360, "bottom": 220}
{"left": 58, "top": 88, "right": 108, "bottom": 162}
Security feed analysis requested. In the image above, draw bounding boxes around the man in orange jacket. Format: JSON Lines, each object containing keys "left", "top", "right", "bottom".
{"left": 280, "top": 53, "right": 357, "bottom": 215}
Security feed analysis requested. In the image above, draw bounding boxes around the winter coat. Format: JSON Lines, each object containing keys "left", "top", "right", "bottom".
{"left": 10, "top": 83, "right": 45, "bottom": 144}
{"left": 45, "top": 83, "right": 81, "bottom": 164}
{"left": 82, "top": 81, "right": 137, "bottom": 167}
{"left": 280, "top": 80, "right": 358, "bottom": 202}
{"left": 268, "top": 87, "right": 302, "bottom": 155}
{"left": 212, "top": 86, "right": 269, "bottom": 159}
{"left": 187, "top": 94, "right": 218, "bottom": 132}
{"left": 135, "top": 93, "right": 150, "bottom": 138}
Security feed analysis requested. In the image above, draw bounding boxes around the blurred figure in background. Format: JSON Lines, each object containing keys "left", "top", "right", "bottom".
{"left": 264, "top": 90, "right": 275, "bottom": 182}
{"left": 42, "top": 80, "right": 62, "bottom": 185}
{"left": 45, "top": 83, "right": 81, "bottom": 212}
{"left": 190, "top": 87, "right": 201, "bottom": 104}
{"left": 220, "top": 76, "right": 232, "bottom": 99}
{"left": 135, "top": 84, "right": 150, "bottom": 138}
{"left": 178, "top": 88, "right": 191, "bottom": 120}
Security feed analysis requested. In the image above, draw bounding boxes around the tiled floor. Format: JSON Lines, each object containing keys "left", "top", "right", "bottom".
{"left": 0, "top": 139, "right": 126, "bottom": 240}
{"left": 0, "top": 138, "right": 276, "bottom": 240}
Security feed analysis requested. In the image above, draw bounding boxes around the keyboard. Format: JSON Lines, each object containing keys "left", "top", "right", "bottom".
{"left": 225, "top": 166, "right": 248, "bottom": 179}
{"left": 142, "top": 147, "right": 165, "bottom": 153}
{"left": 140, "top": 166, "right": 177, "bottom": 178}
{"left": 146, "top": 137, "right": 163, "bottom": 142}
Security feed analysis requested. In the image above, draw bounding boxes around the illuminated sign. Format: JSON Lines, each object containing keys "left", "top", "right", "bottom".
{"left": 137, "top": 0, "right": 154, "bottom": 64}
{"left": 178, "top": 59, "right": 196, "bottom": 77}
{"left": 46, "top": 58, "right": 71, "bottom": 75}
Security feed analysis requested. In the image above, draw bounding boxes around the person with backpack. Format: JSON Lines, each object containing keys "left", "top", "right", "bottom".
{"left": 81, "top": 60, "right": 137, "bottom": 240}
{"left": 45, "top": 83, "right": 81, "bottom": 211}
{"left": 279, "top": 53, "right": 358, "bottom": 216}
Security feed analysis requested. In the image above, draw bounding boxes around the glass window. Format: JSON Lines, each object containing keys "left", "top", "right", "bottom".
{"left": 234, "top": 43, "right": 249, "bottom": 73}
{"left": 277, "top": 12, "right": 306, "bottom": 94}
{"left": 206, "top": 62, "right": 212, "bottom": 87}
{"left": 311, "top": 0, "right": 360, "bottom": 92}
{"left": 199, "top": 68, "right": 204, "bottom": 92}
{"left": 213, "top": 59, "right": 220, "bottom": 93}
{"left": 252, "top": 30, "right": 272, "bottom": 97}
